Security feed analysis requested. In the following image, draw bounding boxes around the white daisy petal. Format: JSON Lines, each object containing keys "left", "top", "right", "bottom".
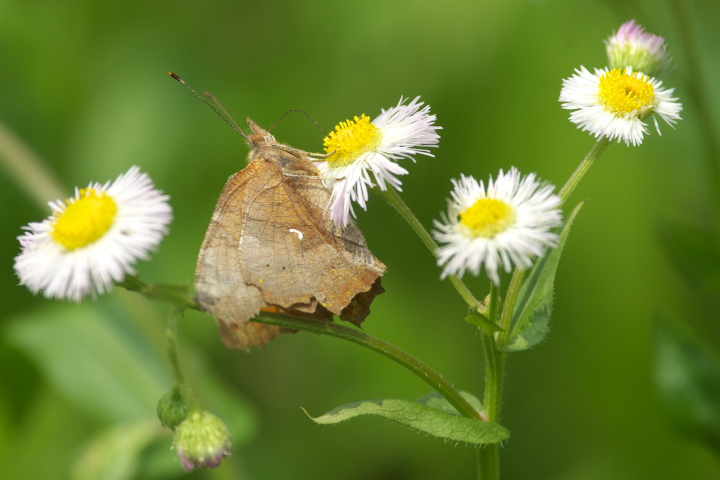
{"left": 560, "top": 66, "right": 682, "bottom": 146}
{"left": 433, "top": 168, "right": 563, "bottom": 285}
{"left": 14, "top": 166, "right": 173, "bottom": 301}
{"left": 319, "top": 97, "right": 441, "bottom": 227}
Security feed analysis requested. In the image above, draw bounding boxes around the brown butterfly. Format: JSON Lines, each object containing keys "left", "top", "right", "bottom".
{"left": 194, "top": 117, "right": 386, "bottom": 350}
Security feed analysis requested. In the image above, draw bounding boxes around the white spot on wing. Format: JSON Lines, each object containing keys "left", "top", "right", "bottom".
{"left": 289, "top": 228, "right": 304, "bottom": 240}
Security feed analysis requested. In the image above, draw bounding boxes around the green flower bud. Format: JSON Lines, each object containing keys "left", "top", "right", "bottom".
{"left": 174, "top": 411, "right": 232, "bottom": 472}
{"left": 157, "top": 385, "right": 190, "bottom": 431}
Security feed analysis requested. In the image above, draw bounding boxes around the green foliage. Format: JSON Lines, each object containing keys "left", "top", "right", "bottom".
{"left": 2, "top": 0, "right": 719, "bottom": 478}
{"left": 653, "top": 316, "right": 720, "bottom": 454}
{"left": 70, "top": 420, "right": 161, "bottom": 480}
{"left": 465, "top": 308, "right": 503, "bottom": 334}
{"left": 502, "top": 202, "right": 584, "bottom": 352}
{"left": 6, "top": 303, "right": 169, "bottom": 422}
{"left": 306, "top": 392, "right": 509, "bottom": 445}
{"left": 3, "top": 301, "right": 257, "bottom": 478}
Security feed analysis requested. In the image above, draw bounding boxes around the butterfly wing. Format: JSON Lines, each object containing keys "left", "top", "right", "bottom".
{"left": 195, "top": 162, "right": 283, "bottom": 349}
{"left": 238, "top": 159, "right": 385, "bottom": 319}
{"left": 195, "top": 138, "right": 385, "bottom": 350}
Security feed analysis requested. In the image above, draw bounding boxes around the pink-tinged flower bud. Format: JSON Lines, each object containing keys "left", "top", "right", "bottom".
{"left": 606, "top": 20, "right": 673, "bottom": 78}
{"left": 173, "top": 411, "right": 231, "bottom": 472}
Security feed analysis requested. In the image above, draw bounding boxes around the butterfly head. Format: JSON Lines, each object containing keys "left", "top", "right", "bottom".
{"left": 246, "top": 118, "right": 277, "bottom": 148}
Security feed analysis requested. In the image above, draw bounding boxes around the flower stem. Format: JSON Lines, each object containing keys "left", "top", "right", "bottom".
{"left": 494, "top": 270, "right": 526, "bottom": 349}
{"left": 166, "top": 307, "right": 186, "bottom": 386}
{"left": 477, "top": 283, "right": 503, "bottom": 479}
{"left": 476, "top": 271, "right": 526, "bottom": 479}
{"left": 378, "top": 187, "right": 480, "bottom": 308}
{"left": 118, "top": 275, "right": 198, "bottom": 310}
{"left": 165, "top": 306, "right": 199, "bottom": 413}
{"left": 252, "top": 313, "right": 484, "bottom": 421}
{"left": 557, "top": 137, "right": 610, "bottom": 204}
{"left": 481, "top": 136, "right": 614, "bottom": 478}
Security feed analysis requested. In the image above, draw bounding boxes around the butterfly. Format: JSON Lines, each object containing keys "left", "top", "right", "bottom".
{"left": 194, "top": 118, "right": 386, "bottom": 349}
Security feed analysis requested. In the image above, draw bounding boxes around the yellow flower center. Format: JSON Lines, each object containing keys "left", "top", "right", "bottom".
{"left": 598, "top": 68, "right": 656, "bottom": 117}
{"left": 52, "top": 188, "right": 118, "bottom": 250}
{"left": 460, "top": 198, "right": 515, "bottom": 238}
{"left": 323, "top": 114, "right": 383, "bottom": 167}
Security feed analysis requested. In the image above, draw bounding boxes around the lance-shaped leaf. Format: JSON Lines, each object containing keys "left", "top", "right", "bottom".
{"left": 305, "top": 392, "right": 508, "bottom": 445}
{"left": 501, "top": 202, "right": 584, "bottom": 352}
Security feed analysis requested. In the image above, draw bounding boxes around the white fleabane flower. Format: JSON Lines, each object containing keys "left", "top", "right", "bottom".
{"left": 606, "top": 20, "right": 672, "bottom": 78}
{"left": 560, "top": 66, "right": 682, "bottom": 146}
{"left": 433, "top": 168, "right": 562, "bottom": 285}
{"left": 14, "top": 166, "right": 172, "bottom": 301}
{"left": 317, "top": 96, "right": 441, "bottom": 227}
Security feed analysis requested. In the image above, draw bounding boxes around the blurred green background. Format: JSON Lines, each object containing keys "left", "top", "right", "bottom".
{"left": 2, "top": 0, "right": 720, "bottom": 478}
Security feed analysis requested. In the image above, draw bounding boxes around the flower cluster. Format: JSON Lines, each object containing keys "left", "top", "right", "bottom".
{"left": 14, "top": 21, "right": 684, "bottom": 296}
{"left": 319, "top": 100, "right": 563, "bottom": 284}
{"left": 560, "top": 20, "right": 682, "bottom": 146}
{"left": 9, "top": 19, "right": 689, "bottom": 477}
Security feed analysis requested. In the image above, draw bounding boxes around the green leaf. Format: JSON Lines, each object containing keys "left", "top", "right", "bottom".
{"left": 415, "top": 391, "right": 483, "bottom": 415}
{"left": 70, "top": 420, "right": 162, "bottom": 480}
{"left": 653, "top": 316, "right": 720, "bottom": 452}
{"left": 305, "top": 392, "right": 508, "bottom": 445}
{"left": 465, "top": 312, "right": 503, "bottom": 334}
{"left": 502, "top": 202, "right": 584, "bottom": 352}
{"left": 5, "top": 301, "right": 170, "bottom": 422}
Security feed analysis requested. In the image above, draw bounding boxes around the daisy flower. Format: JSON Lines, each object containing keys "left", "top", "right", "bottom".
{"left": 433, "top": 168, "right": 562, "bottom": 285}
{"left": 606, "top": 20, "right": 672, "bottom": 79}
{"left": 317, "top": 96, "right": 441, "bottom": 227}
{"left": 14, "top": 166, "right": 172, "bottom": 301}
{"left": 560, "top": 66, "right": 682, "bottom": 146}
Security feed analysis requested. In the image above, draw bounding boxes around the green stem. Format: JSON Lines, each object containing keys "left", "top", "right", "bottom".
{"left": 482, "top": 134, "right": 613, "bottom": 478}
{"left": 378, "top": 187, "right": 479, "bottom": 308}
{"left": 558, "top": 137, "right": 610, "bottom": 204}
{"left": 477, "top": 443, "right": 500, "bottom": 480}
{"left": 476, "top": 271, "right": 526, "bottom": 479}
{"left": 481, "top": 136, "right": 614, "bottom": 478}
{"left": 118, "top": 275, "right": 198, "bottom": 310}
{"left": 252, "top": 313, "right": 483, "bottom": 421}
{"left": 165, "top": 307, "right": 199, "bottom": 414}
{"left": 494, "top": 270, "right": 526, "bottom": 350}
{"left": 166, "top": 307, "right": 186, "bottom": 386}
{"left": 477, "top": 284, "right": 502, "bottom": 479}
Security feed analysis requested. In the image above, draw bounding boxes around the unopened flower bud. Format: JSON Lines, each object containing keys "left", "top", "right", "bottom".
{"left": 157, "top": 385, "right": 190, "bottom": 431}
{"left": 174, "top": 411, "right": 232, "bottom": 472}
{"left": 606, "top": 20, "right": 672, "bottom": 78}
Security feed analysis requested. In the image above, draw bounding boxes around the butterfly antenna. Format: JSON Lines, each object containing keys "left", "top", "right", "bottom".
{"left": 269, "top": 109, "right": 329, "bottom": 137}
{"left": 168, "top": 72, "right": 248, "bottom": 139}
{"left": 204, "top": 91, "right": 243, "bottom": 133}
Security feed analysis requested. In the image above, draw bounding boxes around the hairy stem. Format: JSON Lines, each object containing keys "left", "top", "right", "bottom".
{"left": 379, "top": 187, "right": 480, "bottom": 308}
{"left": 252, "top": 313, "right": 484, "bottom": 421}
